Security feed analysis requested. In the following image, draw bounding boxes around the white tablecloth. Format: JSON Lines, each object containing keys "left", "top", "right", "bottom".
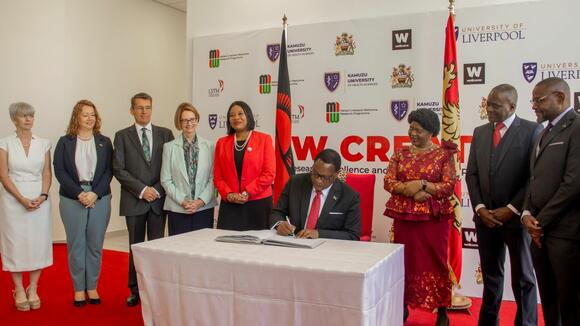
{"left": 133, "top": 228, "right": 404, "bottom": 326}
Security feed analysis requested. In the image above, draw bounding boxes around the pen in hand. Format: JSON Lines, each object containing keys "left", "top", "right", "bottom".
{"left": 285, "top": 217, "right": 296, "bottom": 237}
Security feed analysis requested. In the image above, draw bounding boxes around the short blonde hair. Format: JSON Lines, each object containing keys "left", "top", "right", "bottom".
{"left": 66, "top": 100, "right": 102, "bottom": 136}
{"left": 174, "top": 102, "right": 200, "bottom": 130}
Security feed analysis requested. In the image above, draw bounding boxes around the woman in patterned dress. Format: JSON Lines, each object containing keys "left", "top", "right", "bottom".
{"left": 384, "top": 109, "right": 456, "bottom": 326}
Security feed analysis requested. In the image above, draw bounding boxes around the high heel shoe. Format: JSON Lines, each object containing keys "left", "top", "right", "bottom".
{"left": 26, "top": 286, "right": 41, "bottom": 310}
{"left": 73, "top": 291, "right": 86, "bottom": 307}
{"left": 13, "top": 289, "right": 30, "bottom": 311}
{"left": 87, "top": 289, "right": 101, "bottom": 305}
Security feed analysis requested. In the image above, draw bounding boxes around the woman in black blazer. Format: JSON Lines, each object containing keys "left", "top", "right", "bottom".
{"left": 53, "top": 100, "right": 113, "bottom": 307}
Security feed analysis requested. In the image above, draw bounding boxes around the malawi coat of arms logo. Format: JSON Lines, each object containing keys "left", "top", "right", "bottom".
{"left": 390, "top": 64, "right": 414, "bottom": 88}
{"left": 335, "top": 33, "right": 356, "bottom": 56}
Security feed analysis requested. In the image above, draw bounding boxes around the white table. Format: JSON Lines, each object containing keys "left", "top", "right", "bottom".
{"left": 133, "top": 228, "right": 404, "bottom": 326}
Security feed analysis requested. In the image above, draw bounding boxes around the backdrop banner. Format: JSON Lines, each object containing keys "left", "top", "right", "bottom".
{"left": 192, "top": 0, "right": 579, "bottom": 299}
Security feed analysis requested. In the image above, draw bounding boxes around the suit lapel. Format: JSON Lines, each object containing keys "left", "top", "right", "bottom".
{"left": 174, "top": 136, "right": 190, "bottom": 184}
{"left": 300, "top": 176, "right": 312, "bottom": 228}
{"left": 128, "top": 126, "right": 148, "bottom": 164}
{"left": 478, "top": 124, "right": 493, "bottom": 177}
{"left": 94, "top": 135, "right": 104, "bottom": 178}
{"left": 67, "top": 136, "right": 80, "bottom": 182}
{"left": 535, "top": 111, "right": 577, "bottom": 161}
{"left": 318, "top": 180, "right": 341, "bottom": 225}
{"left": 494, "top": 116, "right": 520, "bottom": 169}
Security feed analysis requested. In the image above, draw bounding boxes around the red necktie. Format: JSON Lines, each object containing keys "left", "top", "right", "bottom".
{"left": 306, "top": 191, "right": 321, "bottom": 229}
{"left": 493, "top": 121, "right": 505, "bottom": 147}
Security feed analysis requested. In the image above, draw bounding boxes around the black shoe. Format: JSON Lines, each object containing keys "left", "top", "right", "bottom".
{"left": 435, "top": 307, "right": 449, "bottom": 326}
{"left": 126, "top": 294, "right": 140, "bottom": 307}
{"left": 88, "top": 298, "right": 101, "bottom": 305}
{"left": 73, "top": 299, "right": 86, "bottom": 307}
{"left": 403, "top": 305, "right": 409, "bottom": 322}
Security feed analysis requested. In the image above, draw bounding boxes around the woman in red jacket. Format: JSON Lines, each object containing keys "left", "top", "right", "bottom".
{"left": 214, "top": 101, "right": 275, "bottom": 230}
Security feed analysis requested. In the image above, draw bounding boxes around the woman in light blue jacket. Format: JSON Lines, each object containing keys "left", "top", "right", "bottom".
{"left": 161, "top": 103, "right": 217, "bottom": 235}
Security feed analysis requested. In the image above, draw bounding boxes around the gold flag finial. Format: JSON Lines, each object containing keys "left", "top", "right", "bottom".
{"left": 448, "top": 0, "right": 456, "bottom": 15}
{"left": 282, "top": 14, "right": 287, "bottom": 27}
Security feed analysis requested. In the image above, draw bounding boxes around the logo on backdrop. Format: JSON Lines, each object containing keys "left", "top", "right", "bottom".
{"left": 574, "top": 92, "right": 580, "bottom": 113}
{"left": 463, "top": 63, "right": 486, "bottom": 85}
{"left": 324, "top": 72, "right": 341, "bottom": 92}
{"left": 259, "top": 74, "right": 272, "bottom": 94}
{"left": 288, "top": 42, "right": 314, "bottom": 57}
{"left": 335, "top": 33, "right": 356, "bottom": 56}
{"left": 392, "top": 29, "right": 412, "bottom": 50}
{"left": 416, "top": 100, "right": 441, "bottom": 114}
{"left": 347, "top": 72, "right": 378, "bottom": 87}
{"left": 208, "top": 80, "right": 224, "bottom": 97}
{"left": 208, "top": 114, "right": 218, "bottom": 130}
{"left": 462, "top": 227, "right": 478, "bottom": 249}
{"left": 390, "top": 64, "right": 414, "bottom": 88}
{"left": 292, "top": 105, "right": 305, "bottom": 124}
{"left": 478, "top": 97, "right": 489, "bottom": 120}
{"left": 326, "top": 102, "right": 340, "bottom": 123}
{"left": 266, "top": 44, "right": 280, "bottom": 62}
{"left": 522, "top": 62, "right": 538, "bottom": 83}
{"left": 454, "top": 26, "right": 459, "bottom": 41}
{"left": 209, "top": 49, "right": 220, "bottom": 68}
{"left": 458, "top": 23, "right": 526, "bottom": 44}
{"left": 522, "top": 61, "right": 580, "bottom": 83}
{"left": 390, "top": 100, "right": 409, "bottom": 121}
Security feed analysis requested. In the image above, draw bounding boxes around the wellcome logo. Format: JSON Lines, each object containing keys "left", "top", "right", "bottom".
{"left": 259, "top": 74, "right": 272, "bottom": 94}
{"left": 326, "top": 102, "right": 340, "bottom": 123}
{"left": 458, "top": 23, "right": 526, "bottom": 44}
{"left": 392, "top": 29, "right": 412, "bottom": 50}
{"left": 209, "top": 49, "right": 220, "bottom": 68}
{"left": 462, "top": 228, "right": 478, "bottom": 249}
{"left": 463, "top": 63, "right": 486, "bottom": 85}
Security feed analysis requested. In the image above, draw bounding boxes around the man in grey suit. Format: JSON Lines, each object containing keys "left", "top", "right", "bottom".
{"left": 466, "top": 84, "right": 539, "bottom": 326}
{"left": 522, "top": 77, "right": 580, "bottom": 326}
{"left": 113, "top": 92, "right": 174, "bottom": 306}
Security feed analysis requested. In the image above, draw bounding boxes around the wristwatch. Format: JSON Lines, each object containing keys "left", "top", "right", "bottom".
{"left": 421, "top": 180, "right": 427, "bottom": 191}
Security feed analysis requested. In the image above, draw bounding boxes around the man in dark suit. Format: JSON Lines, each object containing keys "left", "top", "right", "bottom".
{"left": 466, "top": 84, "right": 539, "bottom": 326}
{"left": 522, "top": 77, "right": 580, "bottom": 326}
{"left": 270, "top": 149, "right": 360, "bottom": 240}
{"left": 113, "top": 92, "right": 174, "bottom": 306}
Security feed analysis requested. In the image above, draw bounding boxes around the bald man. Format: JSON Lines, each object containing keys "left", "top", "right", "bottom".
{"left": 522, "top": 77, "right": 580, "bottom": 326}
{"left": 467, "top": 84, "right": 539, "bottom": 326}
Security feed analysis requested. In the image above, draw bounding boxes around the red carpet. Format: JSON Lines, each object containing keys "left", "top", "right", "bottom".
{"left": 0, "top": 244, "right": 143, "bottom": 326}
{"left": 1, "top": 244, "right": 545, "bottom": 325}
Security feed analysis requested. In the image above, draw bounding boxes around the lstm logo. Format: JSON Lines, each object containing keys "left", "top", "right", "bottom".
{"left": 208, "top": 49, "right": 220, "bottom": 68}
{"left": 290, "top": 135, "right": 473, "bottom": 163}
{"left": 326, "top": 102, "right": 340, "bottom": 123}
{"left": 259, "top": 74, "right": 272, "bottom": 94}
{"left": 462, "top": 228, "right": 478, "bottom": 249}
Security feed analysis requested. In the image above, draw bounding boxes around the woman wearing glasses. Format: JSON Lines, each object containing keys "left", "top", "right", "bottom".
{"left": 214, "top": 101, "right": 275, "bottom": 230}
{"left": 161, "top": 103, "right": 217, "bottom": 235}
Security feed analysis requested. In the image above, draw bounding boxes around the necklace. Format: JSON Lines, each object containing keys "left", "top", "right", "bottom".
{"left": 234, "top": 131, "right": 252, "bottom": 152}
{"left": 411, "top": 143, "right": 435, "bottom": 152}
{"left": 78, "top": 134, "right": 93, "bottom": 141}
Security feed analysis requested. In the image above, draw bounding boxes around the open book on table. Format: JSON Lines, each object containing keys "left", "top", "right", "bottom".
{"left": 215, "top": 230, "right": 325, "bottom": 249}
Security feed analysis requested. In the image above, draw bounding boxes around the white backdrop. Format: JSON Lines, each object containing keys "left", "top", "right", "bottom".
{"left": 191, "top": 0, "right": 580, "bottom": 299}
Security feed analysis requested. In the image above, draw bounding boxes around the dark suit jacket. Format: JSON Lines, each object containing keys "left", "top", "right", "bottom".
{"left": 524, "top": 109, "right": 580, "bottom": 240}
{"left": 270, "top": 173, "right": 361, "bottom": 240}
{"left": 53, "top": 134, "right": 113, "bottom": 200}
{"left": 113, "top": 124, "right": 173, "bottom": 216}
{"left": 466, "top": 116, "right": 540, "bottom": 228}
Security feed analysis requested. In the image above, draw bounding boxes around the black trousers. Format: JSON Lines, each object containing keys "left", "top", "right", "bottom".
{"left": 168, "top": 208, "right": 214, "bottom": 236}
{"left": 531, "top": 236, "right": 580, "bottom": 326}
{"left": 476, "top": 223, "right": 537, "bottom": 326}
{"left": 126, "top": 210, "right": 166, "bottom": 294}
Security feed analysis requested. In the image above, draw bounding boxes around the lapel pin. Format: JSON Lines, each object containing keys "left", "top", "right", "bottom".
{"left": 247, "top": 147, "right": 252, "bottom": 152}
{"left": 333, "top": 195, "right": 337, "bottom": 201}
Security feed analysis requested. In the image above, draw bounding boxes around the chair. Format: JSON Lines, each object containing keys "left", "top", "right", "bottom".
{"left": 345, "top": 173, "right": 376, "bottom": 242}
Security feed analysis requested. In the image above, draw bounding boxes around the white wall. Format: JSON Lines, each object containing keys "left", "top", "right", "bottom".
{"left": 186, "top": 0, "right": 537, "bottom": 101}
{"left": 0, "top": 0, "right": 186, "bottom": 241}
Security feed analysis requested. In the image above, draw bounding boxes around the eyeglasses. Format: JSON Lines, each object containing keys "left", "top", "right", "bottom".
{"left": 133, "top": 106, "right": 152, "bottom": 112}
{"left": 311, "top": 171, "right": 335, "bottom": 182}
{"left": 530, "top": 92, "right": 556, "bottom": 105}
{"left": 180, "top": 118, "right": 198, "bottom": 125}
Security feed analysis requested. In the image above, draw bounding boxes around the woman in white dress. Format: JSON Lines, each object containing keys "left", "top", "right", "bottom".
{"left": 0, "top": 102, "right": 52, "bottom": 311}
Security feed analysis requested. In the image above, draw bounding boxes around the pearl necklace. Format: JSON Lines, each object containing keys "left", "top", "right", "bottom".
{"left": 234, "top": 131, "right": 252, "bottom": 152}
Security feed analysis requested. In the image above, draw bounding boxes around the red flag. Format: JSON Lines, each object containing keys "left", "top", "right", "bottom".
{"left": 274, "top": 26, "right": 295, "bottom": 204}
{"left": 441, "top": 12, "right": 462, "bottom": 285}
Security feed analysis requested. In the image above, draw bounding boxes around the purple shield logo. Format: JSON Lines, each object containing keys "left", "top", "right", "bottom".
{"left": 267, "top": 44, "right": 280, "bottom": 62}
{"left": 454, "top": 26, "right": 459, "bottom": 41}
{"left": 522, "top": 62, "right": 538, "bottom": 83}
{"left": 391, "top": 100, "right": 409, "bottom": 121}
{"left": 324, "top": 72, "right": 340, "bottom": 92}
{"left": 208, "top": 114, "right": 217, "bottom": 130}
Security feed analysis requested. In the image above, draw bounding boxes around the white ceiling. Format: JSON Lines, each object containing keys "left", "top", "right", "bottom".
{"left": 153, "top": 0, "right": 186, "bottom": 12}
